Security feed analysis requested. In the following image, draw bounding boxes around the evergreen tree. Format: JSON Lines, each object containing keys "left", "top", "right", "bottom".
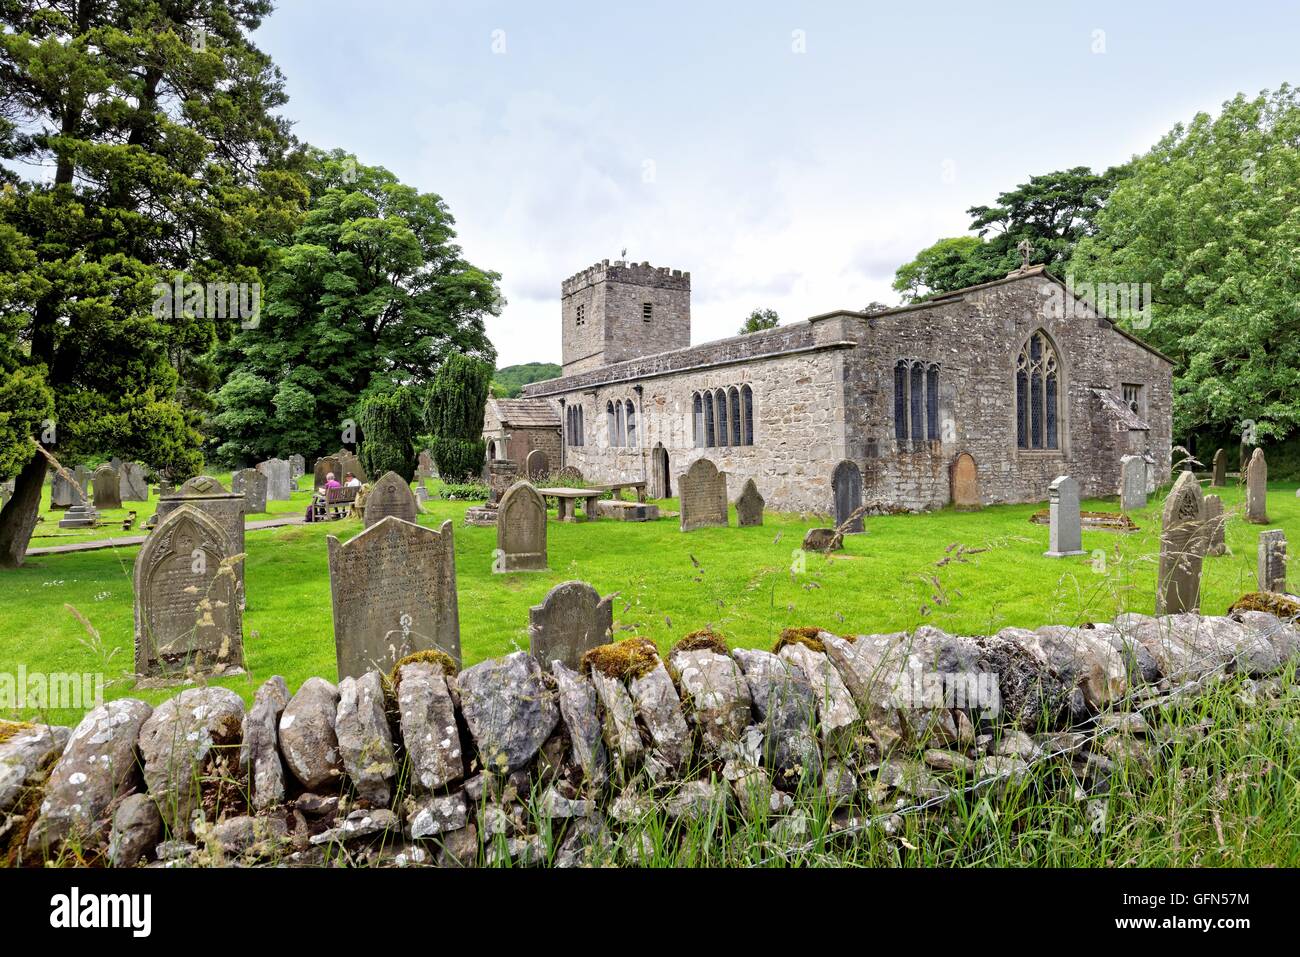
{"left": 358, "top": 386, "right": 421, "bottom": 481}
{"left": 424, "top": 353, "right": 491, "bottom": 481}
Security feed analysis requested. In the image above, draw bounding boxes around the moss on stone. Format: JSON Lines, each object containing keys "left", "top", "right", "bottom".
{"left": 390, "top": 649, "right": 459, "bottom": 693}
{"left": 773, "top": 627, "right": 828, "bottom": 655}
{"left": 0, "top": 720, "right": 34, "bottom": 745}
{"left": 1229, "top": 592, "right": 1300, "bottom": 620}
{"left": 582, "top": 637, "right": 661, "bottom": 681}
{"left": 670, "top": 629, "right": 730, "bottom": 657}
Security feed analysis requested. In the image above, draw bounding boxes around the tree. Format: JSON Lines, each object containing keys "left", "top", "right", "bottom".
{"left": 0, "top": 0, "right": 301, "bottom": 567}
{"left": 424, "top": 353, "right": 492, "bottom": 481}
{"left": 1073, "top": 85, "right": 1300, "bottom": 446}
{"left": 739, "top": 308, "right": 780, "bottom": 334}
{"left": 357, "top": 386, "right": 421, "bottom": 481}
{"left": 891, "top": 237, "right": 984, "bottom": 302}
{"left": 209, "top": 149, "right": 501, "bottom": 464}
{"left": 491, "top": 362, "right": 560, "bottom": 398}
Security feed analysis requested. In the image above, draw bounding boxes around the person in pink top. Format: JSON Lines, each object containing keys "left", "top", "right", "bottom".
{"left": 306, "top": 472, "right": 342, "bottom": 522}
{"left": 323, "top": 472, "right": 341, "bottom": 490}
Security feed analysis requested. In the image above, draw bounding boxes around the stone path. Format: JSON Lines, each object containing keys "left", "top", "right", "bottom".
{"left": 25, "top": 516, "right": 304, "bottom": 556}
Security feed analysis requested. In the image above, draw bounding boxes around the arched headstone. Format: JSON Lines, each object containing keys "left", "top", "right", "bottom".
{"left": 951, "top": 452, "right": 980, "bottom": 510}
{"left": 1211, "top": 449, "right": 1227, "bottom": 487}
{"left": 735, "top": 478, "right": 765, "bottom": 527}
{"left": 496, "top": 481, "right": 548, "bottom": 572}
{"left": 831, "top": 460, "right": 863, "bottom": 533}
{"left": 1156, "top": 471, "right": 1209, "bottom": 614}
{"left": 92, "top": 465, "right": 122, "bottom": 509}
{"left": 525, "top": 449, "right": 549, "bottom": 481}
{"left": 364, "top": 471, "right": 418, "bottom": 528}
{"left": 528, "top": 580, "right": 613, "bottom": 670}
{"left": 555, "top": 465, "right": 583, "bottom": 484}
{"left": 678, "top": 458, "right": 728, "bottom": 531}
{"left": 313, "top": 455, "right": 342, "bottom": 490}
{"left": 1245, "top": 448, "right": 1269, "bottom": 524}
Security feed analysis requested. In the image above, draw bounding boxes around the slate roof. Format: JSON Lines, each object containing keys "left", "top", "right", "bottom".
{"left": 1091, "top": 388, "right": 1150, "bottom": 430}
{"left": 487, "top": 398, "right": 561, "bottom": 429}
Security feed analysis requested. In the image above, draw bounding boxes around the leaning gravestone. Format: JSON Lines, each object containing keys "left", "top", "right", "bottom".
{"left": 1202, "top": 494, "right": 1227, "bottom": 557}
{"left": 950, "top": 452, "right": 980, "bottom": 509}
{"left": 364, "top": 471, "right": 418, "bottom": 528}
{"left": 231, "top": 468, "right": 268, "bottom": 514}
{"left": 678, "top": 458, "right": 728, "bottom": 532}
{"left": 525, "top": 448, "right": 549, "bottom": 481}
{"left": 155, "top": 476, "right": 246, "bottom": 562}
{"left": 258, "top": 458, "right": 292, "bottom": 502}
{"left": 1211, "top": 449, "right": 1227, "bottom": 487}
{"left": 528, "top": 580, "right": 613, "bottom": 670}
{"left": 496, "top": 481, "right": 548, "bottom": 572}
{"left": 328, "top": 517, "right": 461, "bottom": 681}
{"left": 1044, "top": 475, "right": 1085, "bottom": 557}
{"left": 134, "top": 504, "right": 244, "bottom": 678}
{"left": 832, "top": 460, "right": 864, "bottom": 533}
{"left": 119, "top": 462, "right": 149, "bottom": 502}
{"left": 1119, "top": 455, "right": 1147, "bottom": 511}
{"left": 1257, "top": 530, "right": 1288, "bottom": 594}
{"left": 1156, "top": 470, "right": 1209, "bottom": 615}
{"left": 1245, "top": 448, "right": 1269, "bottom": 524}
{"left": 92, "top": 465, "right": 122, "bottom": 510}
{"left": 735, "top": 478, "right": 765, "bottom": 527}
{"left": 50, "top": 468, "right": 80, "bottom": 509}
{"left": 313, "top": 454, "right": 343, "bottom": 491}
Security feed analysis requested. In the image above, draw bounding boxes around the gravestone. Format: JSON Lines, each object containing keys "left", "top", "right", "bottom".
{"left": 155, "top": 476, "right": 246, "bottom": 562}
{"left": 496, "top": 481, "right": 548, "bottom": 572}
{"left": 1119, "top": 455, "right": 1147, "bottom": 511}
{"left": 415, "top": 485, "right": 430, "bottom": 504}
{"left": 1211, "top": 449, "right": 1227, "bottom": 487}
{"left": 735, "top": 478, "right": 765, "bottom": 527}
{"left": 487, "top": 460, "right": 519, "bottom": 504}
{"left": 1202, "top": 494, "right": 1227, "bottom": 557}
{"left": 555, "top": 465, "right": 583, "bottom": 484}
{"left": 416, "top": 449, "right": 435, "bottom": 480}
{"left": 231, "top": 468, "right": 268, "bottom": 514}
{"left": 50, "top": 468, "right": 83, "bottom": 509}
{"left": 134, "top": 504, "right": 244, "bottom": 678}
{"left": 288, "top": 454, "right": 305, "bottom": 486}
{"left": 328, "top": 517, "right": 461, "bottom": 681}
{"left": 831, "top": 460, "right": 864, "bottom": 533}
{"left": 1156, "top": 470, "right": 1209, "bottom": 614}
{"left": 1044, "top": 475, "right": 1085, "bottom": 557}
{"left": 1257, "top": 530, "right": 1288, "bottom": 594}
{"left": 364, "top": 471, "right": 419, "bottom": 528}
{"left": 1245, "top": 448, "right": 1269, "bottom": 524}
{"left": 951, "top": 452, "right": 980, "bottom": 509}
{"left": 119, "top": 462, "right": 149, "bottom": 502}
{"left": 525, "top": 448, "right": 549, "bottom": 481}
{"left": 313, "top": 454, "right": 343, "bottom": 490}
{"left": 337, "top": 449, "right": 367, "bottom": 484}
{"left": 528, "top": 580, "right": 613, "bottom": 670}
{"left": 92, "top": 465, "right": 122, "bottom": 510}
{"left": 58, "top": 504, "right": 99, "bottom": 529}
{"left": 258, "top": 458, "right": 292, "bottom": 502}
{"left": 678, "top": 458, "right": 728, "bottom": 532}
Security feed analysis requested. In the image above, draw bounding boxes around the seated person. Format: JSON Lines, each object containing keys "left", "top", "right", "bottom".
{"left": 344, "top": 472, "right": 362, "bottom": 488}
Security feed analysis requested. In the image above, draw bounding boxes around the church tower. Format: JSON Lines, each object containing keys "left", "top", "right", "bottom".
{"left": 561, "top": 260, "right": 691, "bottom": 376}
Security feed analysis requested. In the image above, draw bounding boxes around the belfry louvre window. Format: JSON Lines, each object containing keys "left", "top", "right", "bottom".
{"left": 575, "top": 303, "right": 585, "bottom": 326}
{"left": 691, "top": 387, "right": 756, "bottom": 447}
{"left": 642, "top": 302, "right": 653, "bottom": 321}
{"left": 893, "top": 360, "right": 940, "bottom": 444}
{"left": 1016, "top": 330, "right": 1060, "bottom": 450}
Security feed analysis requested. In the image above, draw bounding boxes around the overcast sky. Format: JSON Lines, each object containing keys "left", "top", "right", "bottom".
{"left": 254, "top": 1, "right": 1298, "bottom": 367}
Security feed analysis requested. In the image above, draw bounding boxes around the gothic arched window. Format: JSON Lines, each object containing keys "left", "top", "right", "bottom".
{"left": 728, "top": 388, "right": 741, "bottom": 446}
{"left": 715, "top": 389, "right": 729, "bottom": 448}
{"left": 692, "top": 393, "right": 704, "bottom": 447}
{"left": 625, "top": 399, "right": 637, "bottom": 447}
{"left": 894, "top": 360, "right": 908, "bottom": 441}
{"left": 741, "top": 385, "right": 754, "bottom": 445}
{"left": 1016, "top": 330, "right": 1061, "bottom": 450}
{"left": 703, "top": 392, "right": 716, "bottom": 447}
{"left": 910, "top": 362, "right": 925, "bottom": 443}
{"left": 606, "top": 401, "right": 617, "bottom": 448}
{"left": 926, "top": 364, "right": 940, "bottom": 441}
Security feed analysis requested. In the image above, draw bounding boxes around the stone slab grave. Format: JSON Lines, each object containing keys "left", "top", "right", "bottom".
{"left": 831, "top": 460, "right": 863, "bottom": 533}
{"left": 1257, "top": 530, "right": 1288, "bottom": 594}
{"left": 288, "top": 453, "right": 306, "bottom": 485}
{"left": 950, "top": 452, "right": 981, "bottom": 509}
{"left": 1203, "top": 494, "right": 1227, "bottom": 557}
{"left": 155, "top": 476, "right": 246, "bottom": 562}
{"left": 231, "top": 467, "right": 268, "bottom": 514}
{"left": 1156, "top": 470, "right": 1210, "bottom": 614}
{"left": 364, "top": 471, "right": 419, "bottom": 528}
{"left": 1211, "top": 448, "right": 1227, "bottom": 487}
{"left": 328, "top": 517, "right": 461, "bottom": 681}
{"left": 496, "top": 481, "right": 548, "bottom": 572}
{"left": 1044, "top": 475, "right": 1086, "bottom": 557}
{"left": 1119, "top": 455, "right": 1147, "bottom": 511}
{"left": 525, "top": 448, "right": 549, "bottom": 481}
{"left": 119, "top": 462, "right": 150, "bottom": 502}
{"left": 258, "top": 457, "right": 293, "bottom": 501}
{"left": 1245, "top": 448, "right": 1269, "bottom": 524}
{"left": 593, "top": 500, "right": 659, "bottom": 521}
{"left": 92, "top": 465, "right": 122, "bottom": 510}
{"left": 58, "top": 504, "right": 100, "bottom": 529}
{"left": 528, "top": 580, "right": 614, "bottom": 671}
{"left": 678, "top": 457, "right": 728, "bottom": 532}
{"left": 134, "top": 503, "right": 244, "bottom": 678}
{"left": 735, "top": 478, "right": 765, "bottom": 527}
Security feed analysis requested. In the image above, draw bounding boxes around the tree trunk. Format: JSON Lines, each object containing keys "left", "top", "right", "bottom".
{"left": 0, "top": 450, "right": 49, "bottom": 568}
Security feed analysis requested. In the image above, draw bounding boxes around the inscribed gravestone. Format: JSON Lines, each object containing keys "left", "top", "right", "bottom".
{"left": 337, "top": 449, "right": 367, "bottom": 483}
{"left": 1202, "top": 494, "right": 1227, "bottom": 557}
{"left": 678, "top": 458, "right": 728, "bottom": 532}
{"left": 1245, "top": 448, "right": 1269, "bottom": 524}
{"left": 496, "top": 481, "right": 548, "bottom": 572}
{"left": 1211, "top": 449, "right": 1227, "bottom": 487}
{"left": 92, "top": 465, "right": 122, "bottom": 509}
{"left": 329, "top": 517, "right": 461, "bottom": 681}
{"left": 525, "top": 448, "right": 549, "bottom": 481}
{"left": 156, "top": 476, "right": 246, "bottom": 561}
{"left": 1119, "top": 455, "right": 1146, "bottom": 511}
{"left": 1156, "top": 470, "right": 1209, "bottom": 615}
{"left": 313, "top": 455, "right": 342, "bottom": 490}
{"left": 735, "top": 478, "right": 765, "bottom": 527}
{"left": 134, "top": 504, "right": 244, "bottom": 677}
{"left": 364, "top": 471, "right": 419, "bottom": 528}
{"left": 1257, "top": 530, "right": 1288, "bottom": 594}
{"left": 831, "top": 460, "right": 864, "bottom": 533}
{"left": 231, "top": 468, "right": 268, "bottom": 514}
{"left": 258, "top": 458, "right": 292, "bottom": 501}
{"left": 119, "top": 462, "right": 149, "bottom": 502}
{"left": 528, "top": 580, "right": 613, "bottom": 671}
{"left": 1044, "top": 475, "right": 1085, "bottom": 557}
{"left": 951, "top": 452, "right": 980, "bottom": 509}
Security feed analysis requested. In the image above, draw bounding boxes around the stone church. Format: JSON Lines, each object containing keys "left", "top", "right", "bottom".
{"left": 503, "top": 258, "right": 1173, "bottom": 513}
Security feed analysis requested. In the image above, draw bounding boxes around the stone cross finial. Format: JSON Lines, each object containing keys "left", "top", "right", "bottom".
{"left": 1017, "top": 238, "right": 1034, "bottom": 271}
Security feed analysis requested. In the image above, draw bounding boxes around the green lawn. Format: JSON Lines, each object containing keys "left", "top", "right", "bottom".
{"left": 3, "top": 479, "right": 1297, "bottom": 726}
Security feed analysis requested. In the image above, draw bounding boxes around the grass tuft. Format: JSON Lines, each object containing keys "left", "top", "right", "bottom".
{"left": 670, "top": 629, "right": 730, "bottom": 657}
{"left": 1228, "top": 592, "right": 1300, "bottom": 619}
{"left": 0, "top": 719, "right": 34, "bottom": 745}
{"left": 582, "top": 637, "right": 660, "bottom": 680}
{"left": 391, "top": 649, "right": 459, "bottom": 692}
{"left": 773, "top": 626, "right": 830, "bottom": 654}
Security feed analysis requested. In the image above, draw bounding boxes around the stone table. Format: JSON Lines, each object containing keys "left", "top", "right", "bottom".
{"left": 535, "top": 487, "right": 604, "bottom": 523}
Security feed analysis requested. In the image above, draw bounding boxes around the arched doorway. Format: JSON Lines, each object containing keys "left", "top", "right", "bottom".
{"left": 652, "top": 444, "right": 671, "bottom": 499}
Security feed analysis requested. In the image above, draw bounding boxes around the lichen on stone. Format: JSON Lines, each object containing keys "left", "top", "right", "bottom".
{"left": 1229, "top": 592, "right": 1300, "bottom": 620}
{"left": 671, "top": 629, "right": 730, "bottom": 657}
{"left": 582, "top": 637, "right": 661, "bottom": 681}
{"left": 0, "top": 719, "right": 34, "bottom": 745}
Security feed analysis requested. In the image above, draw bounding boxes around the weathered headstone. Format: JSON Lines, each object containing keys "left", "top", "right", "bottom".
{"left": 555, "top": 465, "right": 583, "bottom": 484}
{"left": 415, "top": 449, "right": 435, "bottom": 480}
{"left": 327, "top": 517, "right": 461, "bottom": 681}
{"left": 364, "top": 471, "right": 419, "bottom": 528}
{"left": 337, "top": 449, "right": 367, "bottom": 484}
{"left": 119, "top": 462, "right": 150, "bottom": 502}
{"left": 313, "top": 454, "right": 343, "bottom": 490}
{"left": 528, "top": 580, "right": 613, "bottom": 670}
{"left": 258, "top": 458, "right": 292, "bottom": 501}
{"left": 415, "top": 485, "right": 430, "bottom": 504}
{"left": 496, "top": 481, "right": 548, "bottom": 572}
{"left": 1044, "top": 475, "right": 1086, "bottom": 557}
{"left": 92, "top": 465, "right": 122, "bottom": 510}
{"left": 951, "top": 452, "right": 980, "bottom": 509}
{"left": 1202, "top": 494, "right": 1227, "bottom": 557}
{"left": 1119, "top": 455, "right": 1147, "bottom": 511}
{"left": 831, "top": 460, "right": 864, "bottom": 533}
{"left": 1245, "top": 447, "right": 1269, "bottom": 524}
{"left": 288, "top": 454, "right": 305, "bottom": 489}
{"left": 50, "top": 468, "right": 84, "bottom": 509}
{"left": 678, "top": 458, "right": 728, "bottom": 532}
{"left": 134, "top": 504, "right": 244, "bottom": 677}
{"left": 487, "top": 460, "right": 519, "bottom": 504}
{"left": 231, "top": 468, "right": 269, "bottom": 514}
{"left": 155, "top": 477, "right": 245, "bottom": 561}
{"left": 1211, "top": 448, "right": 1227, "bottom": 487}
{"left": 735, "top": 478, "right": 765, "bottom": 527}
{"left": 525, "top": 448, "right": 549, "bottom": 481}
{"left": 1257, "top": 529, "right": 1288, "bottom": 594}
{"left": 1156, "top": 470, "right": 1209, "bottom": 615}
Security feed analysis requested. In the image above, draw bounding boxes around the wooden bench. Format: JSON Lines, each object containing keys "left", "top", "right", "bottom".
{"left": 313, "top": 485, "right": 358, "bottom": 521}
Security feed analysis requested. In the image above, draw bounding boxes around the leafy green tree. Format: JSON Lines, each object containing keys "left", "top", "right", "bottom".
{"left": 209, "top": 149, "right": 501, "bottom": 464}
{"left": 358, "top": 386, "right": 421, "bottom": 481}
{"left": 0, "top": 0, "right": 300, "bottom": 567}
{"left": 1073, "top": 85, "right": 1300, "bottom": 445}
{"left": 891, "top": 237, "right": 984, "bottom": 302}
{"left": 424, "top": 353, "right": 491, "bottom": 480}
{"left": 738, "top": 308, "right": 780, "bottom": 334}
